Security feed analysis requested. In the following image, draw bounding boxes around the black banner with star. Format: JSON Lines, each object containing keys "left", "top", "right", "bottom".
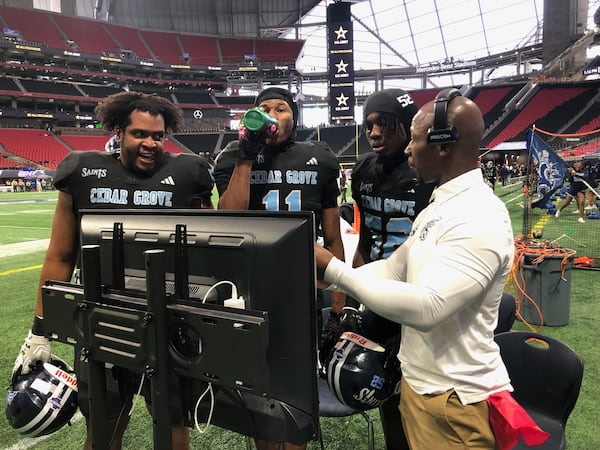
{"left": 327, "top": 2, "right": 354, "bottom": 123}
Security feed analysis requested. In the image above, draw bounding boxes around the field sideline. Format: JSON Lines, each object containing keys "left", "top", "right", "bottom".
{"left": 1, "top": 189, "right": 599, "bottom": 450}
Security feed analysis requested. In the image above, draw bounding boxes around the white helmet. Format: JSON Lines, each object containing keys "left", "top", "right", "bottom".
{"left": 326, "top": 331, "right": 401, "bottom": 411}
{"left": 6, "top": 358, "right": 78, "bottom": 437}
{"left": 104, "top": 135, "right": 121, "bottom": 154}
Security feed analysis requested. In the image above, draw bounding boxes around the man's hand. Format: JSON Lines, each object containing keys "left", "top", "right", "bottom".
{"left": 317, "top": 279, "right": 331, "bottom": 290}
{"left": 319, "top": 309, "right": 342, "bottom": 366}
{"left": 238, "top": 124, "right": 264, "bottom": 160}
{"left": 314, "top": 243, "right": 335, "bottom": 280}
{"left": 12, "top": 330, "right": 51, "bottom": 377}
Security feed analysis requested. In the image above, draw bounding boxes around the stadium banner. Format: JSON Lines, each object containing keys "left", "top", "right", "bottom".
{"left": 327, "top": 2, "right": 354, "bottom": 123}
{"left": 0, "top": 169, "right": 55, "bottom": 179}
{"left": 526, "top": 129, "right": 568, "bottom": 209}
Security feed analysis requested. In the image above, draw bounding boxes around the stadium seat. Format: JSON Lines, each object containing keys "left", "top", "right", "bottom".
{"left": 494, "top": 331, "right": 583, "bottom": 450}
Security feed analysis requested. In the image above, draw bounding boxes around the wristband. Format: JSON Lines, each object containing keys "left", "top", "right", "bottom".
{"left": 31, "top": 315, "right": 45, "bottom": 336}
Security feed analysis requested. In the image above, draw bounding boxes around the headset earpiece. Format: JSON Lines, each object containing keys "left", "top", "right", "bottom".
{"left": 427, "top": 88, "right": 461, "bottom": 145}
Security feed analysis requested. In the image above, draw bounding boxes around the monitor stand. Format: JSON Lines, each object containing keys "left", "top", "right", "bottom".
{"left": 42, "top": 245, "right": 273, "bottom": 450}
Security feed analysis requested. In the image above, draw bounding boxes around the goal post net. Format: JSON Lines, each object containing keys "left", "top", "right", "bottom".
{"left": 522, "top": 126, "right": 600, "bottom": 269}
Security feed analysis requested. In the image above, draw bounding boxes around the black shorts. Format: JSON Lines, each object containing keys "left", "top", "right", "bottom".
{"left": 567, "top": 182, "right": 586, "bottom": 197}
{"left": 75, "top": 352, "right": 185, "bottom": 425}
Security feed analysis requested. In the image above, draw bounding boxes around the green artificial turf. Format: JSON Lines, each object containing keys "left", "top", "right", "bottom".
{"left": 1, "top": 189, "right": 599, "bottom": 450}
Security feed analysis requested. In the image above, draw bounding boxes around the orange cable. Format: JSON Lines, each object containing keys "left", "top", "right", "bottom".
{"left": 532, "top": 126, "right": 600, "bottom": 138}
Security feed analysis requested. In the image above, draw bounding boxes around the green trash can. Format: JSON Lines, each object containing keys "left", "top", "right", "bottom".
{"left": 518, "top": 251, "right": 574, "bottom": 326}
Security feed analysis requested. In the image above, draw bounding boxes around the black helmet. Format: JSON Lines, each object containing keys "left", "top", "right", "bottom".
{"left": 335, "top": 306, "right": 402, "bottom": 347}
{"left": 6, "top": 358, "right": 78, "bottom": 437}
{"left": 326, "top": 330, "right": 401, "bottom": 411}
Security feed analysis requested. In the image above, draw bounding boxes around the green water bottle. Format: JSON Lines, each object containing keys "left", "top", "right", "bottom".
{"left": 241, "top": 107, "right": 278, "bottom": 135}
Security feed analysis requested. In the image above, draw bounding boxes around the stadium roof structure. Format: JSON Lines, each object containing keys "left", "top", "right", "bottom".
{"left": 83, "top": 0, "right": 600, "bottom": 94}
{"left": 1, "top": 0, "right": 597, "bottom": 105}
{"left": 90, "top": 0, "right": 323, "bottom": 38}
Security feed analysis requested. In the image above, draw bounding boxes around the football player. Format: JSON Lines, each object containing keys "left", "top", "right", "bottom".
{"left": 214, "top": 87, "right": 345, "bottom": 450}
{"left": 315, "top": 90, "right": 519, "bottom": 450}
{"left": 484, "top": 160, "right": 498, "bottom": 191}
{"left": 349, "top": 89, "right": 433, "bottom": 450}
{"left": 12, "top": 91, "right": 214, "bottom": 450}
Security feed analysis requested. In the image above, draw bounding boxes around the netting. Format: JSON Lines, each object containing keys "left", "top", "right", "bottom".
{"left": 522, "top": 126, "right": 600, "bottom": 269}
{"left": 533, "top": 126, "right": 600, "bottom": 161}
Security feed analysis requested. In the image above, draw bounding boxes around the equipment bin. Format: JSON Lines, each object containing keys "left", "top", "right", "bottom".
{"left": 519, "top": 251, "right": 574, "bottom": 326}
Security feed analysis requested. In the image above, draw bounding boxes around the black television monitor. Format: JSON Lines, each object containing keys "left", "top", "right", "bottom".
{"left": 78, "top": 209, "right": 319, "bottom": 444}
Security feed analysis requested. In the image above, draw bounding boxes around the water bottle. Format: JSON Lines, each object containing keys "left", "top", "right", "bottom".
{"left": 241, "top": 107, "right": 278, "bottom": 136}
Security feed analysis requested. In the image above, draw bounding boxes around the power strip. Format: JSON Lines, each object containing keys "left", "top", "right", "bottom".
{"left": 224, "top": 297, "right": 245, "bottom": 309}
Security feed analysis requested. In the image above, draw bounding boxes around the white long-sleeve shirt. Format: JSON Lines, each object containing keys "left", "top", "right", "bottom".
{"left": 324, "top": 168, "right": 514, "bottom": 405}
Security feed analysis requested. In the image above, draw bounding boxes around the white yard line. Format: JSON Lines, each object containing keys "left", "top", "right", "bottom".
{"left": 4, "top": 413, "right": 84, "bottom": 450}
{"left": 0, "top": 239, "right": 50, "bottom": 257}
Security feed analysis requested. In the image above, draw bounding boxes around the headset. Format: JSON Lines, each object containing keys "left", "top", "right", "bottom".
{"left": 426, "top": 88, "right": 461, "bottom": 145}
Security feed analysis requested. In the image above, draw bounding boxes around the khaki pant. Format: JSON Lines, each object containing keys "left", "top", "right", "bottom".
{"left": 399, "top": 378, "right": 497, "bottom": 450}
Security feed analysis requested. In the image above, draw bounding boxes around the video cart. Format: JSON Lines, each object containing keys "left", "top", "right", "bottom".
{"left": 41, "top": 210, "right": 320, "bottom": 450}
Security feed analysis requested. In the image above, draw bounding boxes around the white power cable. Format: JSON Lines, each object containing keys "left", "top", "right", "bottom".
{"left": 201, "top": 280, "right": 239, "bottom": 304}
{"left": 128, "top": 372, "right": 146, "bottom": 417}
{"left": 193, "top": 382, "right": 215, "bottom": 434}
{"left": 192, "top": 280, "right": 241, "bottom": 435}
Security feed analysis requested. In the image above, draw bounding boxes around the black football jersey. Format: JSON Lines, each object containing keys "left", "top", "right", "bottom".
{"left": 214, "top": 140, "right": 340, "bottom": 228}
{"left": 485, "top": 165, "right": 497, "bottom": 180}
{"left": 351, "top": 153, "right": 434, "bottom": 260}
{"left": 54, "top": 151, "right": 214, "bottom": 214}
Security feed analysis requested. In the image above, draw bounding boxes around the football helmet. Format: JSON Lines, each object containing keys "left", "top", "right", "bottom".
{"left": 319, "top": 306, "right": 365, "bottom": 368}
{"left": 6, "top": 358, "right": 78, "bottom": 437}
{"left": 360, "top": 308, "right": 401, "bottom": 345}
{"left": 326, "top": 331, "right": 401, "bottom": 411}
{"left": 337, "top": 306, "right": 363, "bottom": 336}
{"left": 104, "top": 135, "right": 121, "bottom": 154}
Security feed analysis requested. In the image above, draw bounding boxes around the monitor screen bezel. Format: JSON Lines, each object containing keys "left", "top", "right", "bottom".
{"left": 78, "top": 208, "right": 320, "bottom": 443}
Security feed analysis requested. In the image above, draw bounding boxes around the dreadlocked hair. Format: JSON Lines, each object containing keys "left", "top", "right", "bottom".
{"left": 362, "top": 111, "right": 404, "bottom": 137}
{"left": 94, "top": 91, "right": 183, "bottom": 134}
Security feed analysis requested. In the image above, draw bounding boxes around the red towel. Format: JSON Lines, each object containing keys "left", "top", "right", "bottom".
{"left": 487, "top": 391, "right": 550, "bottom": 450}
